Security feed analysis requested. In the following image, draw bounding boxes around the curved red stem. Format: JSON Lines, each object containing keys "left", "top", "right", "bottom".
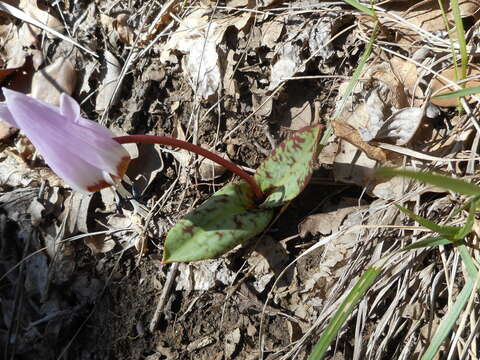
{"left": 114, "top": 135, "right": 264, "bottom": 202}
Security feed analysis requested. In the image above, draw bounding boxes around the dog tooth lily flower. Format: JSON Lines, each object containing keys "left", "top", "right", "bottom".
{"left": 0, "top": 88, "right": 130, "bottom": 192}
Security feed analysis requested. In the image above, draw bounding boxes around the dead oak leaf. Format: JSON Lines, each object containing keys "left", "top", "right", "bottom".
{"left": 332, "top": 120, "right": 388, "bottom": 163}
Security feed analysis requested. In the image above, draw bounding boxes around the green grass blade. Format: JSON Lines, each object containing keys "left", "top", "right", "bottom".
{"left": 308, "top": 267, "right": 381, "bottom": 360}
{"left": 436, "top": 0, "right": 459, "bottom": 85}
{"left": 320, "top": 21, "right": 378, "bottom": 148}
{"left": 433, "top": 86, "right": 480, "bottom": 100}
{"left": 453, "top": 203, "right": 475, "bottom": 240}
{"left": 331, "top": 22, "right": 378, "bottom": 121}
{"left": 401, "top": 236, "right": 454, "bottom": 250}
{"left": 377, "top": 168, "right": 480, "bottom": 196}
{"left": 458, "top": 245, "right": 479, "bottom": 280}
{"left": 396, "top": 205, "right": 461, "bottom": 238}
{"left": 450, "top": 0, "right": 468, "bottom": 82}
{"left": 420, "top": 278, "right": 476, "bottom": 360}
{"left": 343, "top": 0, "right": 376, "bottom": 17}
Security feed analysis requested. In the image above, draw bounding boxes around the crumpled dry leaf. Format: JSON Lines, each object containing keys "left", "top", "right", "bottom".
{"left": 95, "top": 50, "right": 121, "bottom": 111}
{"left": 332, "top": 120, "right": 388, "bottom": 163}
{"left": 64, "top": 192, "right": 92, "bottom": 234}
{"left": 100, "top": 13, "right": 135, "bottom": 45}
{"left": 126, "top": 143, "right": 164, "bottom": 195}
{"left": 0, "top": 19, "right": 41, "bottom": 68}
{"left": 261, "top": 20, "right": 284, "bottom": 48}
{"left": 269, "top": 43, "right": 303, "bottom": 90}
{"left": 374, "top": 107, "right": 424, "bottom": 145}
{"left": 299, "top": 204, "right": 367, "bottom": 296}
{"left": 84, "top": 235, "right": 116, "bottom": 254}
{"left": 176, "top": 259, "right": 236, "bottom": 290}
{"left": 225, "top": 328, "right": 241, "bottom": 358}
{"left": 31, "top": 57, "right": 76, "bottom": 105}
{"left": 299, "top": 205, "right": 367, "bottom": 237}
{"left": 361, "top": 0, "right": 480, "bottom": 44}
{"left": 19, "top": 0, "right": 64, "bottom": 38}
{"left": 280, "top": 100, "right": 313, "bottom": 130}
{"left": 0, "top": 147, "right": 63, "bottom": 188}
{"left": 247, "top": 236, "right": 290, "bottom": 292}
{"left": 198, "top": 151, "right": 228, "bottom": 180}
{"left": 160, "top": 8, "right": 251, "bottom": 99}
{"left": 0, "top": 120, "right": 17, "bottom": 140}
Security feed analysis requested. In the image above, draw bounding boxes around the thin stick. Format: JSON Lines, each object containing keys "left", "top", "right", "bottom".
{"left": 149, "top": 262, "right": 179, "bottom": 332}
{"left": 114, "top": 135, "right": 264, "bottom": 201}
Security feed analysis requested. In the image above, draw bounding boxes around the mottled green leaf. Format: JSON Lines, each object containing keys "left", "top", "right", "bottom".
{"left": 163, "top": 181, "right": 274, "bottom": 263}
{"left": 255, "top": 124, "right": 322, "bottom": 208}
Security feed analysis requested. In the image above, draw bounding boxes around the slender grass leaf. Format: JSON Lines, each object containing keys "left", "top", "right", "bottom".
{"left": 308, "top": 267, "right": 381, "bottom": 360}
{"left": 255, "top": 124, "right": 322, "bottom": 208}
{"left": 401, "top": 236, "right": 454, "bottom": 250}
{"left": 163, "top": 181, "right": 274, "bottom": 263}
{"left": 332, "top": 22, "right": 378, "bottom": 120}
{"left": 377, "top": 168, "right": 480, "bottom": 196}
{"left": 458, "top": 245, "right": 479, "bottom": 280}
{"left": 319, "top": 21, "right": 378, "bottom": 151}
{"left": 343, "top": 0, "right": 376, "bottom": 17}
{"left": 421, "top": 278, "right": 476, "bottom": 360}
{"left": 433, "top": 86, "right": 480, "bottom": 100}
{"left": 396, "top": 205, "right": 461, "bottom": 238}
{"left": 450, "top": 0, "right": 468, "bottom": 81}
{"left": 453, "top": 202, "right": 475, "bottom": 240}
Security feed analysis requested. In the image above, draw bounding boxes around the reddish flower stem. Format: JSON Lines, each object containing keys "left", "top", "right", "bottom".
{"left": 114, "top": 135, "right": 264, "bottom": 202}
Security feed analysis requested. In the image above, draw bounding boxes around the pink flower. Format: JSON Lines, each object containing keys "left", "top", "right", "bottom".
{"left": 0, "top": 88, "right": 130, "bottom": 192}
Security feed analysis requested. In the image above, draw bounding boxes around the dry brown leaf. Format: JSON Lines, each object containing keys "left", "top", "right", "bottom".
{"left": 363, "top": 0, "right": 480, "bottom": 44}
{"left": 65, "top": 192, "right": 92, "bottom": 234}
{"left": 332, "top": 120, "right": 388, "bottom": 163}
{"left": 126, "top": 143, "right": 163, "bottom": 195}
{"left": 113, "top": 14, "right": 135, "bottom": 45}
{"left": 198, "top": 148, "right": 228, "bottom": 181}
{"left": 176, "top": 260, "right": 236, "bottom": 290}
{"left": 0, "top": 147, "right": 63, "bottom": 188}
{"left": 0, "top": 19, "right": 41, "bottom": 68}
{"left": 160, "top": 8, "right": 251, "bottom": 99}
{"left": 0, "top": 120, "right": 17, "bottom": 140}
{"left": 299, "top": 206, "right": 366, "bottom": 237}
{"left": 31, "top": 57, "right": 76, "bottom": 105}
{"left": 84, "top": 235, "right": 116, "bottom": 254}
{"left": 389, "top": 56, "right": 418, "bottom": 95}
{"left": 280, "top": 100, "right": 313, "bottom": 130}
{"left": 19, "top": 0, "right": 64, "bottom": 38}
{"left": 431, "top": 65, "right": 480, "bottom": 107}
{"left": 261, "top": 20, "right": 284, "bottom": 48}
{"left": 374, "top": 107, "right": 424, "bottom": 145}
{"left": 95, "top": 50, "right": 121, "bottom": 111}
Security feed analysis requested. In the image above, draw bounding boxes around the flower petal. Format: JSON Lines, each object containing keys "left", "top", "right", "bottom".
{"left": 60, "top": 92, "right": 80, "bottom": 120}
{"left": 0, "top": 102, "right": 19, "bottom": 128}
{"left": 3, "top": 88, "right": 130, "bottom": 177}
{"left": 38, "top": 143, "right": 117, "bottom": 192}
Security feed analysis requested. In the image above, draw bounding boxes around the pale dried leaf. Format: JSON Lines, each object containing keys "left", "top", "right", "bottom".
{"left": 95, "top": 50, "right": 121, "bottom": 111}
{"left": 176, "top": 260, "right": 236, "bottom": 290}
{"left": 269, "top": 43, "right": 302, "bottom": 90}
{"left": 31, "top": 58, "right": 77, "bottom": 105}
{"left": 19, "top": 0, "right": 64, "bottom": 38}
{"left": 84, "top": 235, "right": 116, "bottom": 254}
{"left": 66, "top": 192, "right": 92, "bottom": 234}
{"left": 431, "top": 66, "right": 480, "bottom": 107}
{"left": 374, "top": 107, "right": 424, "bottom": 145}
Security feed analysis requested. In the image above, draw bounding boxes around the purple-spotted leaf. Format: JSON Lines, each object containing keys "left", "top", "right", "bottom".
{"left": 255, "top": 124, "right": 322, "bottom": 208}
{"left": 163, "top": 181, "right": 274, "bottom": 263}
